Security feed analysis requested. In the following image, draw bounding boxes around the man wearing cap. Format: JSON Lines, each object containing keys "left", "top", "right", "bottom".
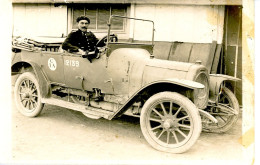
{"left": 62, "top": 16, "right": 98, "bottom": 55}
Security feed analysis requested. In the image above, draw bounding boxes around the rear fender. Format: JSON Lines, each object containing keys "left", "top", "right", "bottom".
{"left": 12, "top": 61, "right": 50, "bottom": 98}
{"left": 209, "top": 74, "right": 240, "bottom": 102}
{"left": 12, "top": 61, "right": 32, "bottom": 75}
{"left": 108, "top": 79, "right": 204, "bottom": 120}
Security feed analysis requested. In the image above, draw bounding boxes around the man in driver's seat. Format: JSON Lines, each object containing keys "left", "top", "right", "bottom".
{"left": 62, "top": 16, "right": 98, "bottom": 55}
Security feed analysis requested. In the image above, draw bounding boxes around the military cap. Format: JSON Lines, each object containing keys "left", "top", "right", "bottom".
{"left": 76, "top": 16, "right": 90, "bottom": 24}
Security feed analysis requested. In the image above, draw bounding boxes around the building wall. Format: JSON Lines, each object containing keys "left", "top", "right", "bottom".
{"left": 133, "top": 4, "right": 225, "bottom": 44}
{"left": 12, "top": 3, "right": 67, "bottom": 37}
{"left": 12, "top": 3, "right": 225, "bottom": 44}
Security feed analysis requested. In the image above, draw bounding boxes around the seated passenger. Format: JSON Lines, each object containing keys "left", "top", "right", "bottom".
{"left": 62, "top": 16, "right": 98, "bottom": 55}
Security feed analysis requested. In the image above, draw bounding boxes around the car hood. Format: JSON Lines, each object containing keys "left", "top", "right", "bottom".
{"left": 142, "top": 59, "right": 193, "bottom": 86}
{"left": 145, "top": 58, "right": 193, "bottom": 72}
{"left": 109, "top": 47, "right": 205, "bottom": 96}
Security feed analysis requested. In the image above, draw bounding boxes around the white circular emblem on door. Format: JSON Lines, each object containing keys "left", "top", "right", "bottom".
{"left": 48, "top": 58, "right": 57, "bottom": 71}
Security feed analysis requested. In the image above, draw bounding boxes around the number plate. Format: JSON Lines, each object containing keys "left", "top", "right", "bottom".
{"left": 64, "top": 60, "right": 80, "bottom": 67}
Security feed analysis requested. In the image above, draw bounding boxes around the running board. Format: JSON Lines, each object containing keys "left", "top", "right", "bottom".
{"left": 41, "top": 98, "right": 114, "bottom": 119}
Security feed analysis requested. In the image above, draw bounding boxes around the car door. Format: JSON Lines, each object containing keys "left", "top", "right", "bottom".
{"left": 63, "top": 53, "right": 113, "bottom": 94}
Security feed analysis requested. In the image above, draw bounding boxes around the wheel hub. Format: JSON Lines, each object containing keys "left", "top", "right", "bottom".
{"left": 162, "top": 118, "right": 178, "bottom": 130}
{"left": 163, "top": 120, "right": 172, "bottom": 129}
{"left": 23, "top": 92, "right": 30, "bottom": 98}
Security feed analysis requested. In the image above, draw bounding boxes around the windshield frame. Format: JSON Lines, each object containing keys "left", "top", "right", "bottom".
{"left": 105, "top": 15, "right": 155, "bottom": 55}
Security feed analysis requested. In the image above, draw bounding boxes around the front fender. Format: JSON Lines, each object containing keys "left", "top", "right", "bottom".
{"left": 209, "top": 74, "right": 240, "bottom": 102}
{"left": 108, "top": 78, "right": 204, "bottom": 120}
{"left": 162, "top": 78, "right": 205, "bottom": 89}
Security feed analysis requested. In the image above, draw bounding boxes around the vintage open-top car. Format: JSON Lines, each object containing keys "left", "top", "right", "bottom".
{"left": 11, "top": 15, "right": 240, "bottom": 153}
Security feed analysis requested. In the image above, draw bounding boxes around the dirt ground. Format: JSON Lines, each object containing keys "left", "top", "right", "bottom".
{"left": 10, "top": 86, "right": 246, "bottom": 164}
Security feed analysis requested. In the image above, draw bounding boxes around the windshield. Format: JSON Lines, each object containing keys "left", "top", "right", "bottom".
{"left": 107, "top": 15, "right": 155, "bottom": 46}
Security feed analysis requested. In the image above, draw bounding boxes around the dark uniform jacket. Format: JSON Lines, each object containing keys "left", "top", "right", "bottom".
{"left": 62, "top": 29, "right": 98, "bottom": 52}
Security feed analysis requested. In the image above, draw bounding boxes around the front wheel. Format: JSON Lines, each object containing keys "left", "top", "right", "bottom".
{"left": 14, "top": 72, "right": 44, "bottom": 117}
{"left": 140, "top": 92, "right": 202, "bottom": 153}
{"left": 202, "top": 87, "right": 239, "bottom": 133}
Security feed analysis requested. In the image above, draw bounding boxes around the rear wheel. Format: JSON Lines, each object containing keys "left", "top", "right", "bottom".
{"left": 14, "top": 72, "right": 44, "bottom": 117}
{"left": 140, "top": 92, "right": 201, "bottom": 153}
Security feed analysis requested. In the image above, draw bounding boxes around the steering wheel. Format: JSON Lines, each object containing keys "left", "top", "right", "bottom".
{"left": 96, "top": 34, "right": 118, "bottom": 47}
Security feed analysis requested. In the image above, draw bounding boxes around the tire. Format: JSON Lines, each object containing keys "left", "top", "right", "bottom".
{"left": 140, "top": 92, "right": 202, "bottom": 153}
{"left": 203, "top": 87, "right": 239, "bottom": 133}
{"left": 14, "top": 72, "right": 44, "bottom": 117}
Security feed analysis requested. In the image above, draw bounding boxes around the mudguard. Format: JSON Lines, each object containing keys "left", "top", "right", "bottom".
{"left": 209, "top": 74, "right": 240, "bottom": 102}
{"left": 13, "top": 61, "right": 50, "bottom": 98}
{"left": 108, "top": 78, "right": 204, "bottom": 120}
{"left": 163, "top": 78, "right": 205, "bottom": 89}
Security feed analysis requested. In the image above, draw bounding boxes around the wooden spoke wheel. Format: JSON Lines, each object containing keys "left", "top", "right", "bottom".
{"left": 140, "top": 92, "right": 201, "bottom": 153}
{"left": 203, "top": 87, "right": 239, "bottom": 133}
{"left": 14, "top": 72, "right": 44, "bottom": 117}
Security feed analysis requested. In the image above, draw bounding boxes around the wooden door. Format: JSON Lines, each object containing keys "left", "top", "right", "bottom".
{"left": 223, "top": 6, "right": 242, "bottom": 105}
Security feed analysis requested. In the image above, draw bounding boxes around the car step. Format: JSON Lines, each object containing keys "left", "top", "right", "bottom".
{"left": 41, "top": 98, "right": 114, "bottom": 119}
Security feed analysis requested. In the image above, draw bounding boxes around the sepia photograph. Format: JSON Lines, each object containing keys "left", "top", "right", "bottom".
{"left": 0, "top": 0, "right": 256, "bottom": 164}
